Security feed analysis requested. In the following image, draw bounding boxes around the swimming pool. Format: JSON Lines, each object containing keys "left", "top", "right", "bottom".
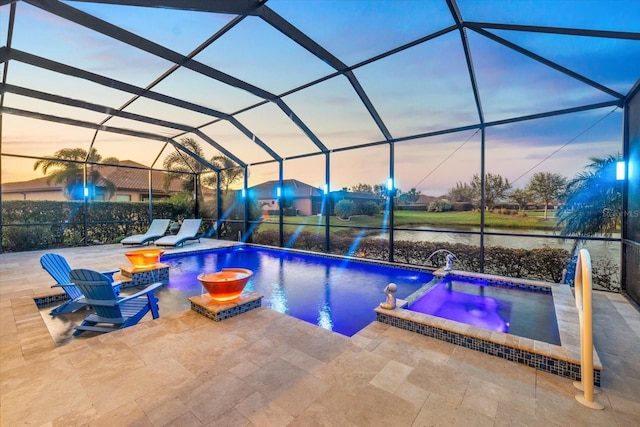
{"left": 407, "top": 276, "right": 561, "bottom": 345}
{"left": 161, "top": 246, "right": 432, "bottom": 336}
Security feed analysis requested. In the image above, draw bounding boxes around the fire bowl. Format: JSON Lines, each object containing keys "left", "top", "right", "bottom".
{"left": 197, "top": 268, "right": 253, "bottom": 302}
{"left": 125, "top": 248, "right": 165, "bottom": 269}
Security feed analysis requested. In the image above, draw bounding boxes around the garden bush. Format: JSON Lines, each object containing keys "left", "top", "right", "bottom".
{"left": 335, "top": 200, "right": 355, "bottom": 219}
{"left": 251, "top": 228, "right": 571, "bottom": 284}
{"left": 1, "top": 224, "right": 55, "bottom": 252}
{"left": 1, "top": 200, "right": 193, "bottom": 251}
{"left": 359, "top": 201, "right": 380, "bottom": 216}
{"left": 427, "top": 199, "right": 452, "bottom": 212}
{"left": 450, "top": 202, "right": 474, "bottom": 212}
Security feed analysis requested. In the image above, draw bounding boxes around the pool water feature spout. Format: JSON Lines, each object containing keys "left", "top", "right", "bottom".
{"left": 426, "top": 249, "right": 457, "bottom": 269}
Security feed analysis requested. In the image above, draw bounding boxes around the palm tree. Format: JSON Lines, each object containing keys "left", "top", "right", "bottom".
{"left": 162, "top": 138, "right": 208, "bottom": 200}
{"left": 207, "top": 154, "right": 244, "bottom": 194}
{"left": 33, "top": 148, "right": 119, "bottom": 200}
{"left": 163, "top": 137, "right": 244, "bottom": 200}
{"left": 557, "top": 154, "right": 622, "bottom": 237}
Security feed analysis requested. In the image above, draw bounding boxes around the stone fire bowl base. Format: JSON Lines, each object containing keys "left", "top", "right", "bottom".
{"left": 189, "top": 292, "right": 263, "bottom": 322}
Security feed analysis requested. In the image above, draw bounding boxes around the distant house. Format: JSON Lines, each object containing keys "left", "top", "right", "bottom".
{"left": 1, "top": 160, "right": 184, "bottom": 201}
{"left": 244, "top": 180, "right": 385, "bottom": 217}
{"left": 415, "top": 194, "right": 439, "bottom": 205}
{"left": 394, "top": 194, "right": 442, "bottom": 211}
{"left": 329, "top": 189, "right": 382, "bottom": 214}
{"left": 329, "top": 189, "right": 380, "bottom": 204}
{"left": 247, "top": 179, "right": 323, "bottom": 216}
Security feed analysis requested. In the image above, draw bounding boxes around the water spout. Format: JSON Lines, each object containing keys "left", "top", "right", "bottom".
{"left": 238, "top": 230, "right": 242, "bottom": 242}
{"left": 426, "top": 249, "right": 458, "bottom": 270}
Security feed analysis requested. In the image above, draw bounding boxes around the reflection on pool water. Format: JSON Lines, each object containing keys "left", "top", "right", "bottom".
{"left": 41, "top": 246, "right": 434, "bottom": 343}
{"left": 161, "top": 246, "right": 433, "bottom": 336}
{"left": 407, "top": 276, "right": 561, "bottom": 345}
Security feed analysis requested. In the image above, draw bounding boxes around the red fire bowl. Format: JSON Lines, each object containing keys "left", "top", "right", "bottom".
{"left": 125, "top": 248, "right": 165, "bottom": 269}
{"left": 197, "top": 268, "right": 253, "bottom": 302}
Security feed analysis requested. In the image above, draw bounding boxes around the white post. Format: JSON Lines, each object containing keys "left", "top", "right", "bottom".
{"left": 573, "top": 248, "right": 604, "bottom": 410}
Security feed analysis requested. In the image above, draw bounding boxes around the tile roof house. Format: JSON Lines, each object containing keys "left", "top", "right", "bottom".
{"left": 248, "top": 179, "right": 323, "bottom": 216}
{"left": 1, "top": 160, "right": 185, "bottom": 201}
{"left": 246, "top": 179, "right": 384, "bottom": 216}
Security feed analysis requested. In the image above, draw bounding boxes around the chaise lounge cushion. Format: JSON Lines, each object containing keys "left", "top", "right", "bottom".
{"left": 155, "top": 219, "right": 202, "bottom": 247}
{"left": 121, "top": 219, "right": 171, "bottom": 245}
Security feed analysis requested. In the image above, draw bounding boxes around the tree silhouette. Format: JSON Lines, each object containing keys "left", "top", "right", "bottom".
{"left": 557, "top": 154, "right": 622, "bottom": 237}
{"left": 208, "top": 155, "right": 244, "bottom": 194}
{"left": 163, "top": 137, "right": 244, "bottom": 221}
{"left": 526, "top": 172, "right": 567, "bottom": 219}
{"left": 398, "top": 188, "right": 421, "bottom": 204}
{"left": 162, "top": 137, "right": 244, "bottom": 199}
{"left": 508, "top": 188, "right": 532, "bottom": 212}
{"left": 33, "top": 148, "right": 119, "bottom": 200}
{"left": 448, "top": 181, "right": 474, "bottom": 203}
{"left": 162, "top": 138, "right": 209, "bottom": 199}
{"left": 470, "top": 173, "right": 511, "bottom": 210}
{"left": 350, "top": 183, "right": 374, "bottom": 193}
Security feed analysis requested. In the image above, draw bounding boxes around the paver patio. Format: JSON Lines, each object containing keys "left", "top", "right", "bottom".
{"left": 1, "top": 241, "right": 639, "bottom": 426}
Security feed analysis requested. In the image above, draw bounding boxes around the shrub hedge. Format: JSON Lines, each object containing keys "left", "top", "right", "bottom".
{"left": 3, "top": 200, "right": 617, "bottom": 290}
{"left": 1, "top": 200, "right": 193, "bottom": 252}
{"left": 251, "top": 228, "right": 596, "bottom": 286}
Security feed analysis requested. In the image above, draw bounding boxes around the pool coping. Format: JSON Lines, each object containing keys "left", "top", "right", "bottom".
{"left": 375, "top": 269, "right": 602, "bottom": 386}
{"left": 30, "top": 243, "right": 601, "bottom": 386}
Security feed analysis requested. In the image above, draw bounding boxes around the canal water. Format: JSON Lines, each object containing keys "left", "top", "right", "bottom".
{"left": 390, "top": 227, "right": 621, "bottom": 262}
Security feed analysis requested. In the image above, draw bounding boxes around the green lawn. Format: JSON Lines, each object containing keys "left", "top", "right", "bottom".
{"left": 258, "top": 210, "right": 559, "bottom": 233}
{"left": 392, "top": 210, "right": 558, "bottom": 230}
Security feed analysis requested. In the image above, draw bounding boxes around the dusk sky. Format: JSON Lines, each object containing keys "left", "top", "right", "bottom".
{"left": 1, "top": 0, "right": 638, "bottom": 196}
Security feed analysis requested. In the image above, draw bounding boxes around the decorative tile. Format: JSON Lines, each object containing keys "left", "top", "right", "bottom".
{"left": 119, "top": 264, "right": 170, "bottom": 287}
{"left": 33, "top": 293, "right": 69, "bottom": 307}
{"left": 375, "top": 310, "right": 601, "bottom": 386}
{"left": 189, "top": 292, "right": 263, "bottom": 322}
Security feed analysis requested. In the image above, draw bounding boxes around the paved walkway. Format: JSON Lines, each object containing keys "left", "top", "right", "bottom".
{"left": 1, "top": 242, "right": 639, "bottom": 426}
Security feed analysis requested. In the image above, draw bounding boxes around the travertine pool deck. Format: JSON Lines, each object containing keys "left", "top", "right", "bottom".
{"left": 1, "top": 241, "right": 639, "bottom": 426}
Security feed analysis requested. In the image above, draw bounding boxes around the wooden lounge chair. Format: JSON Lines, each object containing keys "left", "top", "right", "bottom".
{"left": 154, "top": 218, "right": 202, "bottom": 247}
{"left": 121, "top": 219, "right": 171, "bottom": 245}
{"left": 40, "top": 253, "right": 119, "bottom": 316}
{"left": 69, "top": 268, "right": 162, "bottom": 336}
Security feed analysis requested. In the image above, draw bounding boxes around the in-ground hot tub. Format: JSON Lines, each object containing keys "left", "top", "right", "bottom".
{"left": 375, "top": 270, "right": 602, "bottom": 385}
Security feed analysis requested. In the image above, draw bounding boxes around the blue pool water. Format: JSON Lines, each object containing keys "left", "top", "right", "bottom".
{"left": 160, "top": 246, "right": 432, "bottom": 336}
{"left": 407, "top": 276, "right": 561, "bottom": 345}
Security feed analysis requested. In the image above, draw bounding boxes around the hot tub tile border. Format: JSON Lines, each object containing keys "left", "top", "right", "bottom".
{"left": 375, "top": 310, "right": 600, "bottom": 386}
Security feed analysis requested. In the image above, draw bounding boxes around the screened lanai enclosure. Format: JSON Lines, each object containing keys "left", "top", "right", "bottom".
{"left": 1, "top": 1, "right": 639, "bottom": 303}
